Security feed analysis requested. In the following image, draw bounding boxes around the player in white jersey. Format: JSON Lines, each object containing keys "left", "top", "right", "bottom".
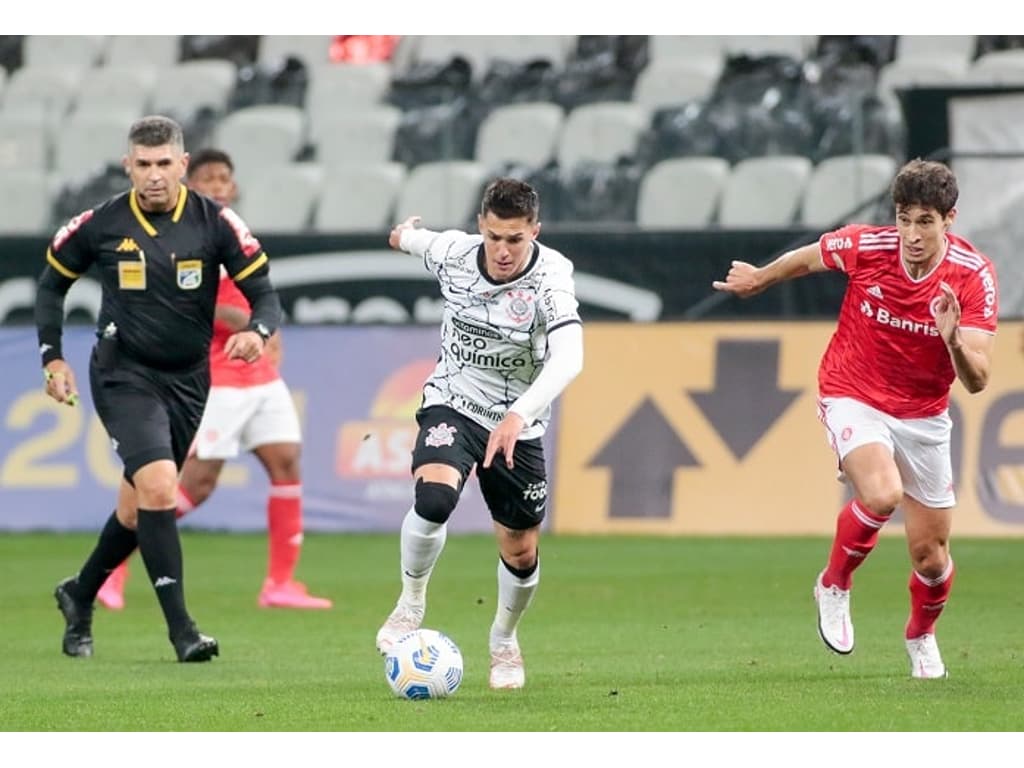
{"left": 713, "top": 159, "right": 998, "bottom": 679}
{"left": 374, "top": 178, "right": 584, "bottom": 689}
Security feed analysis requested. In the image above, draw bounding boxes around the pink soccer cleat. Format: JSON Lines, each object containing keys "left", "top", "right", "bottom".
{"left": 258, "top": 579, "right": 333, "bottom": 609}
{"left": 97, "top": 562, "right": 128, "bottom": 611}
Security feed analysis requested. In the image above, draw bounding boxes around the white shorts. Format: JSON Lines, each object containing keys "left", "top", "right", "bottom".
{"left": 193, "top": 379, "right": 301, "bottom": 460}
{"left": 818, "top": 396, "right": 954, "bottom": 508}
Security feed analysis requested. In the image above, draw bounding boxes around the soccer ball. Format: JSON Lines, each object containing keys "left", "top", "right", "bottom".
{"left": 384, "top": 628, "right": 464, "bottom": 700}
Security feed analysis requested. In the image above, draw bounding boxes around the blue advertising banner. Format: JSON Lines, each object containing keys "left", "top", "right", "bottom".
{"left": 0, "top": 328, "right": 559, "bottom": 533}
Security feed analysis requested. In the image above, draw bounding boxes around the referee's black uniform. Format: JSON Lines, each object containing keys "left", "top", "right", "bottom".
{"left": 36, "top": 184, "right": 282, "bottom": 661}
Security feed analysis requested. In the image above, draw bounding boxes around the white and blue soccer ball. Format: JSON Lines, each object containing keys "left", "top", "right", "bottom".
{"left": 385, "top": 628, "right": 464, "bottom": 700}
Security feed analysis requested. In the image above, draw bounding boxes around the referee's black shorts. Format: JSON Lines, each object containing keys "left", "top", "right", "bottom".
{"left": 411, "top": 404, "right": 549, "bottom": 530}
{"left": 89, "top": 343, "right": 209, "bottom": 480}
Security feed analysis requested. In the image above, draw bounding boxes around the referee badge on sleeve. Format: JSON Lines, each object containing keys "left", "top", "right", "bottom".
{"left": 176, "top": 260, "right": 203, "bottom": 290}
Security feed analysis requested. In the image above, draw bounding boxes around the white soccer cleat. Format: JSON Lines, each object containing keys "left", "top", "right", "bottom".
{"left": 906, "top": 634, "right": 948, "bottom": 679}
{"left": 489, "top": 637, "right": 525, "bottom": 690}
{"left": 375, "top": 601, "right": 424, "bottom": 655}
{"left": 814, "top": 571, "right": 854, "bottom": 655}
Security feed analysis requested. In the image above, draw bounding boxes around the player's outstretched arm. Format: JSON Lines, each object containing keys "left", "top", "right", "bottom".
{"left": 388, "top": 215, "right": 422, "bottom": 251}
{"left": 388, "top": 215, "right": 444, "bottom": 257}
{"left": 712, "top": 242, "right": 826, "bottom": 298}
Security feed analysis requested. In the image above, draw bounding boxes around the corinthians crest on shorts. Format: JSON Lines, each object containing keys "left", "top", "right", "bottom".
{"left": 425, "top": 423, "right": 458, "bottom": 448}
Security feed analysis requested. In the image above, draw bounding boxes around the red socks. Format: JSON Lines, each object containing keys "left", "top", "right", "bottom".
{"left": 823, "top": 500, "right": 889, "bottom": 590}
{"left": 906, "top": 559, "right": 954, "bottom": 639}
{"left": 267, "top": 482, "right": 303, "bottom": 584}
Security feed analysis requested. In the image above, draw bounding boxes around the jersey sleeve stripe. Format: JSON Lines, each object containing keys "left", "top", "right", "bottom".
{"left": 46, "top": 247, "right": 80, "bottom": 279}
{"left": 547, "top": 317, "right": 582, "bottom": 333}
{"left": 232, "top": 252, "right": 268, "bottom": 282}
{"left": 947, "top": 254, "right": 982, "bottom": 271}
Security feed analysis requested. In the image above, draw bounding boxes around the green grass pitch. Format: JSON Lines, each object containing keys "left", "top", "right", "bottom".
{"left": 1, "top": 532, "right": 1021, "bottom": 731}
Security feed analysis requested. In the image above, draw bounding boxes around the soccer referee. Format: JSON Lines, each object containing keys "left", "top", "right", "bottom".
{"left": 35, "top": 115, "right": 283, "bottom": 662}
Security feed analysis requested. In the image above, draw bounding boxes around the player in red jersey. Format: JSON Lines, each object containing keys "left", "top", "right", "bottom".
{"left": 713, "top": 159, "right": 997, "bottom": 678}
{"left": 98, "top": 149, "right": 331, "bottom": 611}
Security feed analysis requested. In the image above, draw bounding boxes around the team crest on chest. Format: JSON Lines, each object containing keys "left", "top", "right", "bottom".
{"left": 504, "top": 290, "right": 535, "bottom": 324}
{"left": 424, "top": 423, "right": 457, "bottom": 448}
{"left": 176, "top": 259, "right": 203, "bottom": 290}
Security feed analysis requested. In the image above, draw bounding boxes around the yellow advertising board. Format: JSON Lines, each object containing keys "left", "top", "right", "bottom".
{"left": 553, "top": 322, "right": 1024, "bottom": 536}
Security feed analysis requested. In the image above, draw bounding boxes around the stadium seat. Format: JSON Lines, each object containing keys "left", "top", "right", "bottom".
{"left": 211, "top": 104, "right": 306, "bottom": 185}
{"left": 1, "top": 66, "right": 80, "bottom": 125}
{"left": 149, "top": 60, "right": 237, "bottom": 126}
{"left": 313, "top": 105, "right": 402, "bottom": 167}
{"left": 894, "top": 35, "right": 976, "bottom": 66}
{"left": 396, "top": 160, "right": 488, "bottom": 230}
{"left": 104, "top": 35, "right": 181, "bottom": 68}
{"left": 648, "top": 35, "right": 728, "bottom": 66}
{"left": 556, "top": 101, "right": 649, "bottom": 178}
{"left": 635, "top": 156, "right": 731, "bottom": 229}
{"left": 0, "top": 111, "right": 50, "bottom": 171}
{"left": 485, "top": 36, "right": 574, "bottom": 71}
{"left": 54, "top": 109, "right": 138, "bottom": 186}
{"left": 963, "top": 49, "right": 1024, "bottom": 85}
{"left": 0, "top": 169, "right": 54, "bottom": 233}
{"left": 408, "top": 35, "right": 490, "bottom": 79}
{"left": 799, "top": 154, "right": 897, "bottom": 227}
{"left": 305, "top": 62, "right": 392, "bottom": 136}
{"left": 725, "top": 36, "right": 815, "bottom": 60}
{"left": 312, "top": 162, "right": 407, "bottom": 232}
{"left": 876, "top": 59, "right": 967, "bottom": 114}
{"left": 69, "top": 66, "right": 156, "bottom": 118}
{"left": 22, "top": 35, "right": 107, "bottom": 69}
{"left": 257, "top": 35, "right": 334, "bottom": 70}
{"left": 234, "top": 163, "right": 324, "bottom": 233}
{"left": 717, "top": 155, "right": 812, "bottom": 228}
{"left": 475, "top": 102, "right": 564, "bottom": 173}
{"left": 632, "top": 58, "right": 723, "bottom": 111}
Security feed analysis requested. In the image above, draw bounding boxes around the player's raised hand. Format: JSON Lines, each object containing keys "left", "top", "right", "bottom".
{"left": 43, "top": 360, "right": 79, "bottom": 407}
{"left": 935, "top": 280, "right": 962, "bottom": 345}
{"left": 388, "top": 215, "right": 422, "bottom": 250}
{"left": 712, "top": 260, "right": 763, "bottom": 298}
{"left": 483, "top": 412, "right": 526, "bottom": 470}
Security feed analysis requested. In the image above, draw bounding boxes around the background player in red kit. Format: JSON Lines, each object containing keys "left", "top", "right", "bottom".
{"left": 99, "top": 149, "right": 331, "bottom": 611}
{"left": 712, "top": 159, "right": 997, "bottom": 679}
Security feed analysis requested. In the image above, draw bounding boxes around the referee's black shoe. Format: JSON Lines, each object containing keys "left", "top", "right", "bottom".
{"left": 172, "top": 622, "right": 219, "bottom": 663}
{"left": 54, "top": 576, "right": 94, "bottom": 658}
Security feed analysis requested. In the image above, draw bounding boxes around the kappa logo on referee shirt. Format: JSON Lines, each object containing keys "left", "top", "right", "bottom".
{"left": 424, "top": 423, "right": 457, "bottom": 448}
{"left": 116, "top": 237, "right": 141, "bottom": 252}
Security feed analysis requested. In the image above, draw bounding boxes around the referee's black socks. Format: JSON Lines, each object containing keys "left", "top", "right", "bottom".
{"left": 136, "top": 508, "right": 192, "bottom": 636}
{"left": 74, "top": 511, "right": 138, "bottom": 602}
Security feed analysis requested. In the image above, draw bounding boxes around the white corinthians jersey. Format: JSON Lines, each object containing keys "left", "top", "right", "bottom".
{"left": 416, "top": 229, "right": 581, "bottom": 440}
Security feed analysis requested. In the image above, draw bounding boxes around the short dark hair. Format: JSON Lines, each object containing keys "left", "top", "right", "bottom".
{"left": 188, "top": 148, "right": 235, "bottom": 179}
{"left": 480, "top": 178, "right": 539, "bottom": 222}
{"left": 891, "top": 159, "right": 958, "bottom": 216}
{"left": 127, "top": 115, "right": 184, "bottom": 151}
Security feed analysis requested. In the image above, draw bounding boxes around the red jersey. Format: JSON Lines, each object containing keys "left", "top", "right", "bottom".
{"left": 209, "top": 275, "right": 280, "bottom": 387}
{"left": 817, "top": 224, "right": 998, "bottom": 418}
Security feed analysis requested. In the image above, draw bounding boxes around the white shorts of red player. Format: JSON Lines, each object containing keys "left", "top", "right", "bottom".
{"left": 818, "top": 396, "right": 954, "bottom": 508}
{"left": 193, "top": 379, "right": 301, "bottom": 460}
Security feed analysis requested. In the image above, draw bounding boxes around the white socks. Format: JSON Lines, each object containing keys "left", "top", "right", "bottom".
{"left": 490, "top": 558, "right": 540, "bottom": 644}
{"left": 398, "top": 507, "right": 447, "bottom": 605}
